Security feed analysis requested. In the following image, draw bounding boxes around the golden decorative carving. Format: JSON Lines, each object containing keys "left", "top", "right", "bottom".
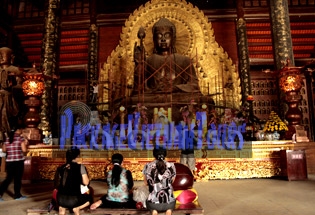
{"left": 86, "top": 162, "right": 110, "bottom": 180}
{"left": 39, "top": 163, "right": 61, "bottom": 180}
{"left": 195, "top": 159, "right": 281, "bottom": 181}
{"left": 26, "top": 141, "right": 301, "bottom": 181}
{"left": 98, "top": 0, "right": 241, "bottom": 111}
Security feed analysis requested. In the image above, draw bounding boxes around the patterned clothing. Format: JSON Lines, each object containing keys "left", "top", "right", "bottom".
{"left": 106, "top": 168, "right": 130, "bottom": 202}
{"left": 0, "top": 133, "right": 26, "bottom": 199}
{"left": 142, "top": 160, "right": 176, "bottom": 204}
{"left": 98, "top": 167, "right": 136, "bottom": 208}
{"left": 4, "top": 134, "right": 25, "bottom": 162}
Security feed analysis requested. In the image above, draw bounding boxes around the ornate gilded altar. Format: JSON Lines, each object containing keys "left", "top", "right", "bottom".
{"left": 25, "top": 140, "right": 315, "bottom": 182}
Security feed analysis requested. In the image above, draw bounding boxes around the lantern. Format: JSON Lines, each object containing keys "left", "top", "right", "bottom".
{"left": 22, "top": 63, "right": 45, "bottom": 144}
{"left": 278, "top": 61, "right": 303, "bottom": 126}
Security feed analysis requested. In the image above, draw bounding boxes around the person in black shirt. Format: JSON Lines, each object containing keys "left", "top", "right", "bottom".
{"left": 55, "top": 147, "right": 92, "bottom": 215}
{"left": 179, "top": 106, "right": 196, "bottom": 173}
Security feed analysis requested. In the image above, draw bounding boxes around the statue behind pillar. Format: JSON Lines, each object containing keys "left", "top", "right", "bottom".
{"left": 0, "top": 47, "right": 24, "bottom": 141}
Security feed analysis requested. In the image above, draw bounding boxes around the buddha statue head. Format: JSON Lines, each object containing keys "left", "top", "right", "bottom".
{"left": 0, "top": 47, "right": 14, "bottom": 68}
{"left": 152, "top": 18, "right": 177, "bottom": 54}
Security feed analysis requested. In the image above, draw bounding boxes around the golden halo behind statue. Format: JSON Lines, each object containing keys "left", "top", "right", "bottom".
{"left": 123, "top": 0, "right": 210, "bottom": 64}
{"left": 99, "top": 0, "right": 241, "bottom": 111}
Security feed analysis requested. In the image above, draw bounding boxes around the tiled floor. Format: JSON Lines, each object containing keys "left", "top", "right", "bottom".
{"left": 1, "top": 176, "right": 315, "bottom": 215}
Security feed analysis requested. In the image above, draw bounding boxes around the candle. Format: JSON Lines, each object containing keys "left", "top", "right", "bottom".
{"left": 153, "top": 107, "right": 158, "bottom": 123}
{"left": 168, "top": 107, "right": 172, "bottom": 122}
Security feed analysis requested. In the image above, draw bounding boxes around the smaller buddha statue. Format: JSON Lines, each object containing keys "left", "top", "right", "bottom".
{"left": 0, "top": 47, "right": 24, "bottom": 141}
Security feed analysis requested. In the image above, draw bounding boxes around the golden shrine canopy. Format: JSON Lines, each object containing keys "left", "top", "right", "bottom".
{"left": 98, "top": 0, "right": 241, "bottom": 112}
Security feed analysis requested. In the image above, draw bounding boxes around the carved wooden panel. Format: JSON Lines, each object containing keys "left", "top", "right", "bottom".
{"left": 250, "top": 72, "right": 279, "bottom": 121}
{"left": 57, "top": 85, "right": 87, "bottom": 110}
{"left": 299, "top": 77, "right": 311, "bottom": 137}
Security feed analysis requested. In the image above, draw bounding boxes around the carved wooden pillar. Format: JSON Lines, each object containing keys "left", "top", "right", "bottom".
{"left": 236, "top": 0, "right": 252, "bottom": 110}
{"left": 88, "top": 25, "right": 98, "bottom": 103}
{"left": 269, "top": 0, "right": 295, "bottom": 120}
{"left": 88, "top": 0, "right": 98, "bottom": 104}
{"left": 39, "top": 0, "right": 61, "bottom": 134}
{"left": 269, "top": 0, "right": 295, "bottom": 70}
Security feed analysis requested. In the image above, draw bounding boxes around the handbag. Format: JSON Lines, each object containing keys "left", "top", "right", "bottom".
{"left": 133, "top": 185, "right": 149, "bottom": 208}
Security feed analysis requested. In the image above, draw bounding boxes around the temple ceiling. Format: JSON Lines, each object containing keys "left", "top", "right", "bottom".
{"left": 2, "top": 0, "right": 315, "bottom": 71}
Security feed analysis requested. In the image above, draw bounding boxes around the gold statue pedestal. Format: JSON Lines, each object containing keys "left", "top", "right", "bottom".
{"left": 128, "top": 91, "right": 215, "bottom": 105}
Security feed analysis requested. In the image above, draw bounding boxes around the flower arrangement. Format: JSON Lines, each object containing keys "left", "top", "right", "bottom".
{"left": 263, "top": 111, "right": 288, "bottom": 132}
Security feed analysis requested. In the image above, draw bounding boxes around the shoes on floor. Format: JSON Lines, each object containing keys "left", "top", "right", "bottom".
{"left": 15, "top": 196, "right": 27, "bottom": 200}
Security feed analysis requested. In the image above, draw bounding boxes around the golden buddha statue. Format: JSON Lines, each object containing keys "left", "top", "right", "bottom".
{"left": 130, "top": 18, "right": 213, "bottom": 112}
{"left": 98, "top": 0, "right": 242, "bottom": 123}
